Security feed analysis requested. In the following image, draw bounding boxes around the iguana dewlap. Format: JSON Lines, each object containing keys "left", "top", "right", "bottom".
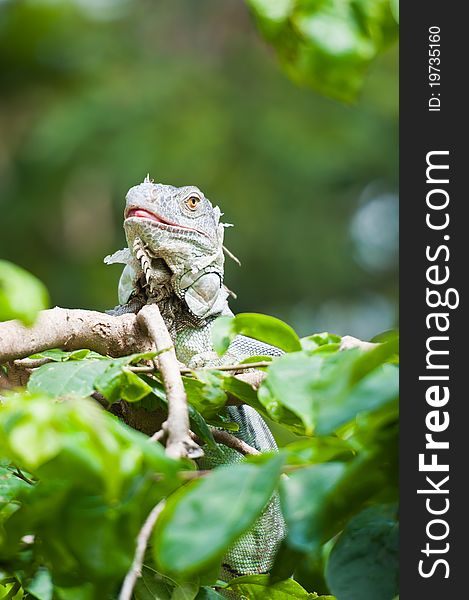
{"left": 105, "top": 177, "right": 286, "bottom": 579}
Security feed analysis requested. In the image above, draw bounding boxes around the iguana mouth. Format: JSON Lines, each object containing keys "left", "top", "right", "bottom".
{"left": 125, "top": 207, "right": 208, "bottom": 237}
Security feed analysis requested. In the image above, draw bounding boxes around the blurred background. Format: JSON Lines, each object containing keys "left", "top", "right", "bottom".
{"left": 0, "top": 0, "right": 398, "bottom": 340}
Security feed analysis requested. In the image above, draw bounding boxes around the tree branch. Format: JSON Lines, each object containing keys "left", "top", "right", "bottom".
{"left": 0, "top": 306, "right": 268, "bottom": 458}
{"left": 179, "top": 360, "right": 271, "bottom": 374}
{"left": 339, "top": 335, "right": 378, "bottom": 352}
{"left": 137, "top": 304, "right": 203, "bottom": 460}
{"left": 0, "top": 368, "right": 13, "bottom": 391}
{"left": 189, "top": 429, "right": 260, "bottom": 456}
{"left": 13, "top": 358, "right": 51, "bottom": 369}
{"left": 208, "top": 428, "right": 260, "bottom": 456}
{"left": 13, "top": 468, "right": 35, "bottom": 486}
{"left": 0, "top": 307, "right": 153, "bottom": 363}
{"left": 118, "top": 500, "right": 166, "bottom": 600}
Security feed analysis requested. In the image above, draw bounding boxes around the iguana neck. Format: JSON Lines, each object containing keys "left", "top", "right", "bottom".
{"left": 128, "top": 237, "right": 210, "bottom": 337}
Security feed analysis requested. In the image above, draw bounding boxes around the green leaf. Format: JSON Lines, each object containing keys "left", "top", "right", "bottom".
{"left": 290, "top": 551, "right": 331, "bottom": 599}
{"left": 259, "top": 349, "right": 398, "bottom": 435}
{"left": 300, "top": 333, "right": 341, "bottom": 353}
{"left": 221, "top": 375, "right": 267, "bottom": 415}
{"left": 0, "top": 260, "right": 49, "bottom": 325}
{"left": 210, "top": 316, "right": 233, "bottom": 355}
{"left": 59, "top": 492, "right": 131, "bottom": 578}
{"left": 171, "top": 582, "right": 199, "bottom": 600}
{"left": 352, "top": 401, "right": 399, "bottom": 452}
{"left": 95, "top": 366, "right": 152, "bottom": 403}
{"left": 53, "top": 583, "right": 95, "bottom": 600}
{"left": 0, "top": 393, "right": 184, "bottom": 586}
{"left": 134, "top": 566, "right": 175, "bottom": 600}
{"left": 0, "top": 393, "right": 182, "bottom": 498}
{"left": 204, "top": 417, "right": 239, "bottom": 432}
{"left": 326, "top": 505, "right": 399, "bottom": 600}
{"left": 143, "top": 375, "right": 219, "bottom": 450}
{"left": 246, "top": 0, "right": 398, "bottom": 102}
{"left": 258, "top": 352, "right": 321, "bottom": 434}
{"left": 239, "top": 355, "right": 273, "bottom": 365}
{"left": 29, "top": 349, "right": 104, "bottom": 362}
{"left": 183, "top": 374, "right": 227, "bottom": 420}
{"left": 389, "top": 0, "right": 399, "bottom": 23}
{"left": 223, "top": 574, "right": 327, "bottom": 598}
{"left": 186, "top": 370, "right": 270, "bottom": 425}
{"left": 283, "top": 437, "right": 354, "bottom": 466}
{"left": 153, "top": 454, "right": 284, "bottom": 577}
{"left": 25, "top": 567, "right": 53, "bottom": 600}
{"left": 274, "top": 452, "right": 391, "bottom": 579}
{"left": 279, "top": 463, "right": 347, "bottom": 556}
{"left": 0, "top": 464, "right": 32, "bottom": 506}
{"left": 27, "top": 352, "right": 156, "bottom": 402}
{"left": 133, "top": 566, "right": 205, "bottom": 600}
{"left": 349, "top": 335, "right": 399, "bottom": 380}
{"left": 246, "top": 0, "right": 295, "bottom": 25}
{"left": 211, "top": 313, "right": 301, "bottom": 355}
{"left": 187, "top": 406, "right": 218, "bottom": 451}
{"left": 317, "top": 363, "right": 398, "bottom": 435}
{"left": 27, "top": 360, "right": 109, "bottom": 398}
{"left": 120, "top": 351, "right": 158, "bottom": 364}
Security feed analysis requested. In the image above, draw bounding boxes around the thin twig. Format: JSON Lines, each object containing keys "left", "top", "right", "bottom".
{"left": 222, "top": 244, "right": 241, "bottom": 266}
{"left": 129, "top": 360, "right": 272, "bottom": 374}
{"left": 137, "top": 304, "right": 203, "bottom": 460}
{"left": 3, "top": 581, "right": 21, "bottom": 600}
{"left": 118, "top": 500, "right": 166, "bottom": 600}
{"left": 13, "top": 467, "right": 35, "bottom": 486}
{"left": 13, "top": 357, "right": 52, "bottom": 369}
{"left": 180, "top": 361, "right": 272, "bottom": 374}
{"left": 129, "top": 365, "right": 166, "bottom": 373}
{"left": 189, "top": 429, "right": 260, "bottom": 456}
{"left": 148, "top": 428, "right": 166, "bottom": 443}
{"left": 209, "top": 428, "right": 261, "bottom": 456}
{"left": 339, "top": 335, "right": 378, "bottom": 352}
{"left": 11, "top": 359, "right": 270, "bottom": 375}
{"left": 91, "top": 391, "right": 110, "bottom": 409}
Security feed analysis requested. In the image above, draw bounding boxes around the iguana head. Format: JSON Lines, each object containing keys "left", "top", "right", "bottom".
{"left": 105, "top": 177, "right": 229, "bottom": 320}
{"left": 124, "top": 178, "right": 222, "bottom": 254}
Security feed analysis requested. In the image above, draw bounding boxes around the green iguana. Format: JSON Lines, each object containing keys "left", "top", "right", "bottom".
{"left": 105, "top": 176, "right": 286, "bottom": 580}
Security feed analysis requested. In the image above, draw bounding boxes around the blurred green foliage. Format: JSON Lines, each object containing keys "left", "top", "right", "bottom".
{"left": 0, "top": 313, "right": 398, "bottom": 598}
{"left": 0, "top": 260, "right": 49, "bottom": 324}
{"left": 0, "top": 0, "right": 398, "bottom": 339}
{"left": 247, "top": 0, "right": 398, "bottom": 102}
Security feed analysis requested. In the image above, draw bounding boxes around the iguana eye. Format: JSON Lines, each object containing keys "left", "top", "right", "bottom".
{"left": 186, "top": 196, "right": 201, "bottom": 211}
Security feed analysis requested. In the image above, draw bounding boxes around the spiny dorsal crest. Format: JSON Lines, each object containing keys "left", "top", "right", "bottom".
{"left": 133, "top": 237, "right": 153, "bottom": 289}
